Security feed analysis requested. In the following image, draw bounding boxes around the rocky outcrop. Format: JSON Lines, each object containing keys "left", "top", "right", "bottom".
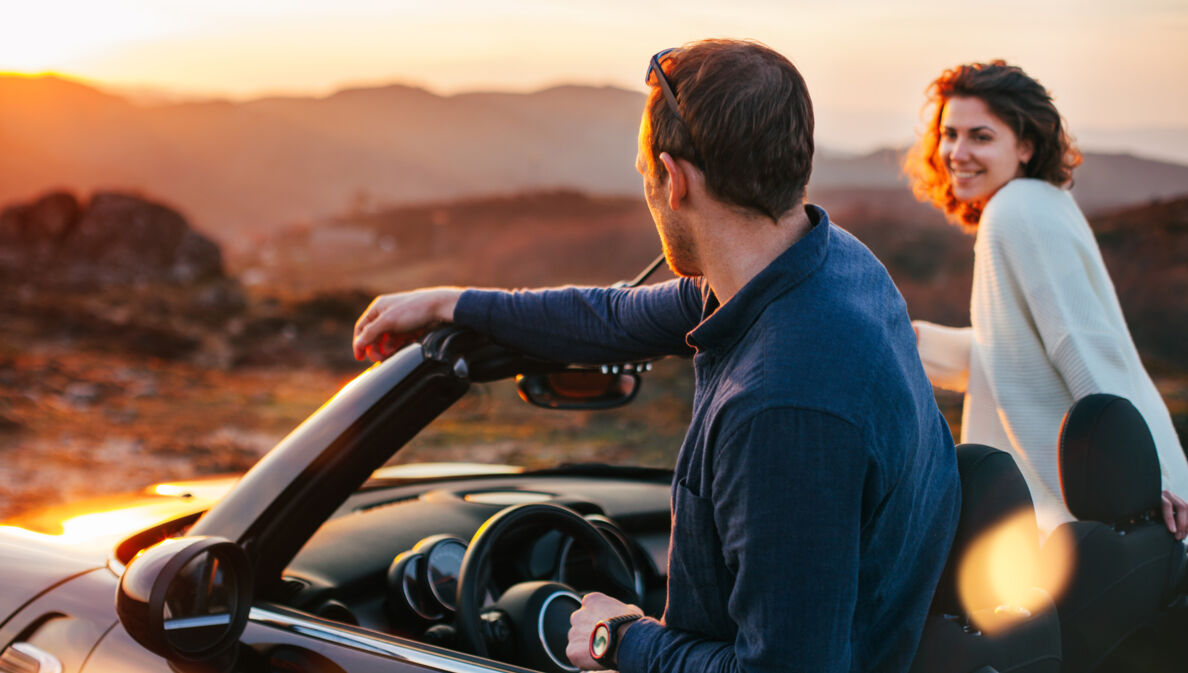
{"left": 0, "top": 189, "right": 376, "bottom": 370}
{"left": 0, "top": 190, "right": 246, "bottom": 363}
{"left": 0, "top": 191, "right": 224, "bottom": 287}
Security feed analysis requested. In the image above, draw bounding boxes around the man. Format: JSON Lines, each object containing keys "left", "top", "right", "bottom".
{"left": 353, "top": 40, "right": 960, "bottom": 673}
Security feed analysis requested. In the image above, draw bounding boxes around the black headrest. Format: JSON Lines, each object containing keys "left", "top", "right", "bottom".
{"left": 1058, "top": 394, "right": 1161, "bottom": 524}
{"left": 934, "top": 443, "right": 1039, "bottom": 615}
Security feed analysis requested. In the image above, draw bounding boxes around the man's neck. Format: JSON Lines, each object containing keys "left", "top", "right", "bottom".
{"left": 696, "top": 204, "right": 813, "bottom": 305}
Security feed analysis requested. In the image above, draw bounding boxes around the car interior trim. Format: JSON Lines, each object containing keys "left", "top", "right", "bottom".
{"left": 248, "top": 605, "right": 519, "bottom": 673}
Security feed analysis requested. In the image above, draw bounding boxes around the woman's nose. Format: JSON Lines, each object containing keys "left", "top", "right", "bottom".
{"left": 948, "top": 137, "right": 970, "bottom": 162}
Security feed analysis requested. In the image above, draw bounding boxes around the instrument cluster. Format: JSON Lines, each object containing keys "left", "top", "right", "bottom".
{"left": 386, "top": 534, "right": 469, "bottom": 621}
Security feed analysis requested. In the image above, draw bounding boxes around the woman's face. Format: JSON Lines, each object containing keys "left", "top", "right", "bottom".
{"left": 938, "top": 96, "right": 1034, "bottom": 208}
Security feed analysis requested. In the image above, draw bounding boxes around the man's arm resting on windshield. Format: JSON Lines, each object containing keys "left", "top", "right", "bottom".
{"left": 616, "top": 407, "right": 867, "bottom": 673}
{"left": 355, "top": 280, "right": 703, "bottom": 364}
{"left": 454, "top": 280, "right": 701, "bottom": 363}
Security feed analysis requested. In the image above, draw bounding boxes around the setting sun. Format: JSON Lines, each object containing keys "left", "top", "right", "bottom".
{"left": 1, "top": 1, "right": 1184, "bottom": 159}
{"left": 0, "top": 2, "right": 176, "bottom": 74}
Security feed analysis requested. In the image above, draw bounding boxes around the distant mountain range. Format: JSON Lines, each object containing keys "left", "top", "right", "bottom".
{"left": 3, "top": 75, "right": 1187, "bottom": 248}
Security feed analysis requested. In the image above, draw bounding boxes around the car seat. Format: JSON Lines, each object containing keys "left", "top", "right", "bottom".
{"left": 1041, "top": 393, "right": 1187, "bottom": 673}
{"left": 910, "top": 443, "right": 1062, "bottom": 673}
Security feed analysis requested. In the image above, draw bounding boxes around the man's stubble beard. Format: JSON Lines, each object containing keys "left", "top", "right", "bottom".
{"left": 656, "top": 211, "right": 701, "bottom": 279}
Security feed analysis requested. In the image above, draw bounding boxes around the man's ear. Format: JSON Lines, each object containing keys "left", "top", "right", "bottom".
{"left": 658, "top": 152, "right": 688, "bottom": 210}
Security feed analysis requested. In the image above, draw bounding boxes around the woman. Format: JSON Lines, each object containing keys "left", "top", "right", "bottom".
{"left": 903, "top": 60, "right": 1188, "bottom": 537}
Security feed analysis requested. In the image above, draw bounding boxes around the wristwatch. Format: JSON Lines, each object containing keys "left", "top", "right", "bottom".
{"left": 589, "top": 614, "right": 642, "bottom": 669}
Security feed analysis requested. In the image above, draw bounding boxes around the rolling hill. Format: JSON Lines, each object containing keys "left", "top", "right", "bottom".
{"left": 2, "top": 75, "right": 1186, "bottom": 248}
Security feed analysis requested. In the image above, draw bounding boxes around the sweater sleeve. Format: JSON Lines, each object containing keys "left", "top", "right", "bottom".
{"left": 912, "top": 320, "right": 972, "bottom": 392}
{"left": 452, "top": 278, "right": 702, "bottom": 364}
{"left": 616, "top": 407, "right": 867, "bottom": 673}
{"left": 978, "top": 183, "right": 1130, "bottom": 400}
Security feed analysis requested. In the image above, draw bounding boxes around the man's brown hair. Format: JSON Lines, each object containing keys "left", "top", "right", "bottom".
{"left": 645, "top": 39, "right": 814, "bottom": 221}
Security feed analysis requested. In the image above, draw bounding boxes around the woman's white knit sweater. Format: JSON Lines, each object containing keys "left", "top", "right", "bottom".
{"left": 914, "top": 178, "right": 1188, "bottom": 534}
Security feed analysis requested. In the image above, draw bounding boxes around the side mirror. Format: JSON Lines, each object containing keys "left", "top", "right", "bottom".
{"left": 516, "top": 366, "right": 643, "bottom": 410}
{"left": 116, "top": 536, "right": 252, "bottom": 663}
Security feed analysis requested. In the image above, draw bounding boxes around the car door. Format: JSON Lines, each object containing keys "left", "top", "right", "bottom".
{"left": 86, "top": 602, "right": 536, "bottom": 673}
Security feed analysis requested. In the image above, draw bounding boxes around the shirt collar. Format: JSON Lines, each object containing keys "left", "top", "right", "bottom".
{"left": 687, "top": 204, "right": 831, "bottom": 353}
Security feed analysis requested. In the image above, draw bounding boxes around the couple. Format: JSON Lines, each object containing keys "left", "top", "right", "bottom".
{"left": 352, "top": 40, "right": 1187, "bottom": 673}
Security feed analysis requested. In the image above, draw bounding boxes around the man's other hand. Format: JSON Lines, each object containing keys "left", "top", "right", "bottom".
{"left": 352, "top": 288, "right": 464, "bottom": 362}
{"left": 566, "top": 592, "right": 643, "bottom": 670}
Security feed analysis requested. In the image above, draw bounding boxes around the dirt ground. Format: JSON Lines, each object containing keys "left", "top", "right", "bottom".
{"left": 1, "top": 335, "right": 1184, "bottom": 524}
{"left": 0, "top": 343, "right": 352, "bottom": 521}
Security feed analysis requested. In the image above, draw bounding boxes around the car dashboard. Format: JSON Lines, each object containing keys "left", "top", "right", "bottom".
{"left": 277, "top": 471, "right": 673, "bottom": 643}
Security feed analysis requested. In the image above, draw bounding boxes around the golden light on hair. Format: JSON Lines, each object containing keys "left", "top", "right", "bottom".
{"left": 957, "top": 510, "right": 1075, "bottom": 633}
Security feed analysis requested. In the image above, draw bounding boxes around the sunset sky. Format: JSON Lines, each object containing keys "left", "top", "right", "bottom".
{"left": 3, "top": 0, "right": 1186, "bottom": 159}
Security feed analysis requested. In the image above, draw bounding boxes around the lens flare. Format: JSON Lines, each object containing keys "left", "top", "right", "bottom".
{"left": 957, "top": 509, "right": 1075, "bottom": 633}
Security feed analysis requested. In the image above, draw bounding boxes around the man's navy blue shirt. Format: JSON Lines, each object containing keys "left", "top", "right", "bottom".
{"left": 455, "top": 205, "right": 960, "bottom": 673}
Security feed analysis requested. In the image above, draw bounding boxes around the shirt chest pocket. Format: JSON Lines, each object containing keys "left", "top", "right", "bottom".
{"left": 666, "top": 479, "right": 737, "bottom": 640}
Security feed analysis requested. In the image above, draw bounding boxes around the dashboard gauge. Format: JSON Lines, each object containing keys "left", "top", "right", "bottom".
{"left": 418, "top": 535, "right": 469, "bottom": 613}
{"left": 387, "top": 551, "right": 441, "bottom": 621}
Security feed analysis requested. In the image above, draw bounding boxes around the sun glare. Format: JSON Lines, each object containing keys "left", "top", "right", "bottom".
{"left": 956, "top": 510, "right": 1075, "bottom": 633}
{"left": 0, "top": 502, "right": 183, "bottom": 547}
{"left": 58, "top": 507, "right": 171, "bottom": 540}
{"left": 0, "top": 2, "right": 174, "bottom": 74}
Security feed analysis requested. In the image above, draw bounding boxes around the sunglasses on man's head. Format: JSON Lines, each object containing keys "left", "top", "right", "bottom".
{"left": 645, "top": 48, "right": 703, "bottom": 166}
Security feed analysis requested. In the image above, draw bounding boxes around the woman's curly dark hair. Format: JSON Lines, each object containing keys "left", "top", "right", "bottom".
{"left": 903, "top": 60, "right": 1083, "bottom": 230}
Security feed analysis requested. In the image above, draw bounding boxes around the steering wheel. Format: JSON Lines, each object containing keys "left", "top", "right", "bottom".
{"left": 455, "top": 503, "right": 639, "bottom": 672}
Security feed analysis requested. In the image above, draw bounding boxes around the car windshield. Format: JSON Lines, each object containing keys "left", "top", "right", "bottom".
{"left": 0, "top": 344, "right": 690, "bottom": 536}
{"left": 385, "top": 356, "right": 691, "bottom": 473}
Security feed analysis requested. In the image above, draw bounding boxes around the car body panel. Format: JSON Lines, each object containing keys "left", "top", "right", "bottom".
{"left": 0, "top": 567, "right": 116, "bottom": 672}
{"left": 0, "top": 529, "right": 107, "bottom": 630}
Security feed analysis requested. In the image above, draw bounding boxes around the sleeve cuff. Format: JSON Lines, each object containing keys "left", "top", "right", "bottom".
{"left": 613, "top": 617, "right": 661, "bottom": 673}
{"left": 913, "top": 320, "right": 972, "bottom": 392}
{"left": 453, "top": 289, "right": 500, "bottom": 332}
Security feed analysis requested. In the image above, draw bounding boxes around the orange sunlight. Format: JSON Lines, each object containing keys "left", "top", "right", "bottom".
{"left": 58, "top": 506, "right": 174, "bottom": 540}
{"left": 0, "top": 501, "right": 186, "bottom": 545}
{"left": 0, "top": 480, "right": 234, "bottom": 544}
{"left": 957, "top": 510, "right": 1076, "bottom": 633}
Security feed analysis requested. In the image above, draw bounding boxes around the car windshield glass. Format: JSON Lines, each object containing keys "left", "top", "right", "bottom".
{"left": 385, "top": 356, "right": 691, "bottom": 473}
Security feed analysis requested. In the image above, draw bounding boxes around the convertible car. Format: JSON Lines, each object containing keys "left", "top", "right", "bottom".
{"left": 0, "top": 327, "right": 675, "bottom": 673}
{"left": 0, "top": 323, "right": 1184, "bottom": 673}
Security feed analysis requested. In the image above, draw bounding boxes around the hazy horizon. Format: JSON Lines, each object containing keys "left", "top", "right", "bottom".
{"left": 4, "top": 1, "right": 1187, "bottom": 163}
{"left": 7, "top": 70, "right": 1188, "bottom": 168}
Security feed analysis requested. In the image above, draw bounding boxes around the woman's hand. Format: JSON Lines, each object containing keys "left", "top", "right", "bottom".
{"left": 1160, "top": 490, "right": 1188, "bottom": 540}
{"left": 352, "top": 287, "right": 464, "bottom": 362}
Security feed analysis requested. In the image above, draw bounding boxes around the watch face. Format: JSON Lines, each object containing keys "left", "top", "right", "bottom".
{"left": 590, "top": 623, "right": 612, "bottom": 658}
